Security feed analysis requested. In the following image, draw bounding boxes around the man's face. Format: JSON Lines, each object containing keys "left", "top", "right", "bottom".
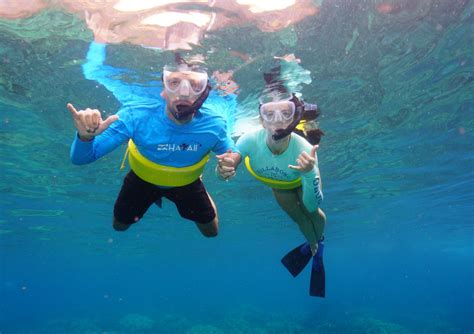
{"left": 162, "top": 66, "right": 208, "bottom": 112}
{"left": 161, "top": 87, "right": 199, "bottom": 112}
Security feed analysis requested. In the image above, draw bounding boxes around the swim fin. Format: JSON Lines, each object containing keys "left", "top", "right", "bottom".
{"left": 281, "top": 242, "right": 312, "bottom": 277}
{"left": 309, "top": 238, "right": 325, "bottom": 298}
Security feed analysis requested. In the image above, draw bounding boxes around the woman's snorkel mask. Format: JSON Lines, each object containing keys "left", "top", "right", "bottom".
{"left": 259, "top": 91, "right": 301, "bottom": 140}
{"left": 259, "top": 90, "right": 319, "bottom": 141}
{"left": 260, "top": 63, "right": 320, "bottom": 141}
{"left": 162, "top": 53, "right": 211, "bottom": 120}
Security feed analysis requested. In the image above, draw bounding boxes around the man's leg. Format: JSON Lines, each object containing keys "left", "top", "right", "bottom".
{"left": 166, "top": 178, "right": 219, "bottom": 238}
{"left": 113, "top": 171, "right": 160, "bottom": 232}
{"left": 113, "top": 218, "right": 131, "bottom": 231}
{"left": 194, "top": 194, "right": 219, "bottom": 237}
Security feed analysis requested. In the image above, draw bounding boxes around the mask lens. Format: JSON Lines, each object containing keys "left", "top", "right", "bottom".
{"left": 259, "top": 101, "right": 295, "bottom": 123}
{"left": 163, "top": 65, "right": 208, "bottom": 95}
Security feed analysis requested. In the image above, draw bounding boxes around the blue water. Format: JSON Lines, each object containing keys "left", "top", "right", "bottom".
{"left": 1, "top": 1, "right": 474, "bottom": 333}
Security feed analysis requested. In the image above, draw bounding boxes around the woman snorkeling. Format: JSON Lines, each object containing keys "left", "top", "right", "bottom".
{"left": 216, "top": 80, "right": 327, "bottom": 297}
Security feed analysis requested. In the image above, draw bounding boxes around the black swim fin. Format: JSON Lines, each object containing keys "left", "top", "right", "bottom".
{"left": 281, "top": 243, "right": 312, "bottom": 277}
{"left": 309, "top": 239, "right": 325, "bottom": 298}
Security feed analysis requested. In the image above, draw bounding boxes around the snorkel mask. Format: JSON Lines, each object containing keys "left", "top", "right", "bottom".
{"left": 259, "top": 91, "right": 304, "bottom": 141}
{"left": 260, "top": 60, "right": 322, "bottom": 142}
{"left": 162, "top": 61, "right": 211, "bottom": 120}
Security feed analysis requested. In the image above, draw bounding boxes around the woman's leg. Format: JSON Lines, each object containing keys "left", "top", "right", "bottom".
{"left": 272, "top": 188, "right": 323, "bottom": 248}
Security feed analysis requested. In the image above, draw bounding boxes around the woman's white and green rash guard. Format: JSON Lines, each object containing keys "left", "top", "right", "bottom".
{"left": 236, "top": 129, "right": 323, "bottom": 212}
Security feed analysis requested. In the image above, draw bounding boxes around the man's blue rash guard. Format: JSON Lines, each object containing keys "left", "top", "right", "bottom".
{"left": 70, "top": 102, "right": 237, "bottom": 167}
{"left": 71, "top": 42, "right": 238, "bottom": 168}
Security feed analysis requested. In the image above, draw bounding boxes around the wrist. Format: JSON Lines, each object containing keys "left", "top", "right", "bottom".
{"left": 301, "top": 169, "right": 317, "bottom": 178}
{"left": 78, "top": 133, "right": 94, "bottom": 142}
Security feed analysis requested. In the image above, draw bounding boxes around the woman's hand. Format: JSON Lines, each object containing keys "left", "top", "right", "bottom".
{"left": 67, "top": 103, "right": 118, "bottom": 141}
{"left": 288, "top": 145, "right": 318, "bottom": 173}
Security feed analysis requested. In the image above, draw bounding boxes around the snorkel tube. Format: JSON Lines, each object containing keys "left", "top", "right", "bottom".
{"left": 174, "top": 81, "right": 211, "bottom": 120}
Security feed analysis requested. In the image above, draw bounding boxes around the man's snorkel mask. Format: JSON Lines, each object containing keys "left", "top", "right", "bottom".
{"left": 162, "top": 53, "right": 211, "bottom": 120}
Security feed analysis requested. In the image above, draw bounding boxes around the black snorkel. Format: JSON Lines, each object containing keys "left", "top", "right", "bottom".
{"left": 173, "top": 81, "right": 211, "bottom": 120}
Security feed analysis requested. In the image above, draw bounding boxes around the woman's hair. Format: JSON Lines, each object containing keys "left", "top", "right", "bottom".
{"left": 294, "top": 101, "right": 325, "bottom": 145}
{"left": 295, "top": 121, "right": 325, "bottom": 145}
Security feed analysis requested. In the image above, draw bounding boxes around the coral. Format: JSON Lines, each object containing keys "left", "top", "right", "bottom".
{"left": 118, "top": 313, "right": 155, "bottom": 332}
{"left": 45, "top": 318, "right": 103, "bottom": 334}
{"left": 185, "top": 324, "right": 225, "bottom": 334}
{"left": 353, "top": 316, "right": 411, "bottom": 334}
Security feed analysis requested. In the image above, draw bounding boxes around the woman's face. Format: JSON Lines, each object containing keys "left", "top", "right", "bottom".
{"left": 259, "top": 99, "right": 295, "bottom": 136}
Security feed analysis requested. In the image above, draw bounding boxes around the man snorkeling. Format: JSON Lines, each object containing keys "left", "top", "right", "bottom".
{"left": 216, "top": 59, "right": 327, "bottom": 297}
{"left": 68, "top": 56, "right": 240, "bottom": 237}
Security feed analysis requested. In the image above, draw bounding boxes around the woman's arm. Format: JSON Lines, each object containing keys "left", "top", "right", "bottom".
{"left": 301, "top": 168, "right": 323, "bottom": 213}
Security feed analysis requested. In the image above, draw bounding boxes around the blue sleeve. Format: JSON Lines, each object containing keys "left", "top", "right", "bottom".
{"left": 205, "top": 94, "right": 239, "bottom": 155}
{"left": 70, "top": 107, "right": 133, "bottom": 165}
{"left": 212, "top": 122, "right": 238, "bottom": 155}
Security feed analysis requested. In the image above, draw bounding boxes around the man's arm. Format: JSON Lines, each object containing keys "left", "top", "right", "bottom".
{"left": 68, "top": 103, "right": 128, "bottom": 165}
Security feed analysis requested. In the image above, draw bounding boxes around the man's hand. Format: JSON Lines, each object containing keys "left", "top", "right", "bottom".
{"left": 67, "top": 103, "right": 119, "bottom": 141}
{"left": 288, "top": 145, "right": 318, "bottom": 173}
{"left": 216, "top": 149, "right": 239, "bottom": 180}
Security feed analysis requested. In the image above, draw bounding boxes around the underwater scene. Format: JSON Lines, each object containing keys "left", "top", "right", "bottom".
{"left": 0, "top": 0, "right": 473, "bottom": 333}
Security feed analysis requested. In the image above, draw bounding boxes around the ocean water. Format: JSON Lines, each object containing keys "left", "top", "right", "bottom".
{"left": 1, "top": 1, "right": 473, "bottom": 333}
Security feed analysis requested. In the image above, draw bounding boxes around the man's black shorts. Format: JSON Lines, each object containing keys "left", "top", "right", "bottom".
{"left": 114, "top": 170, "right": 216, "bottom": 225}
